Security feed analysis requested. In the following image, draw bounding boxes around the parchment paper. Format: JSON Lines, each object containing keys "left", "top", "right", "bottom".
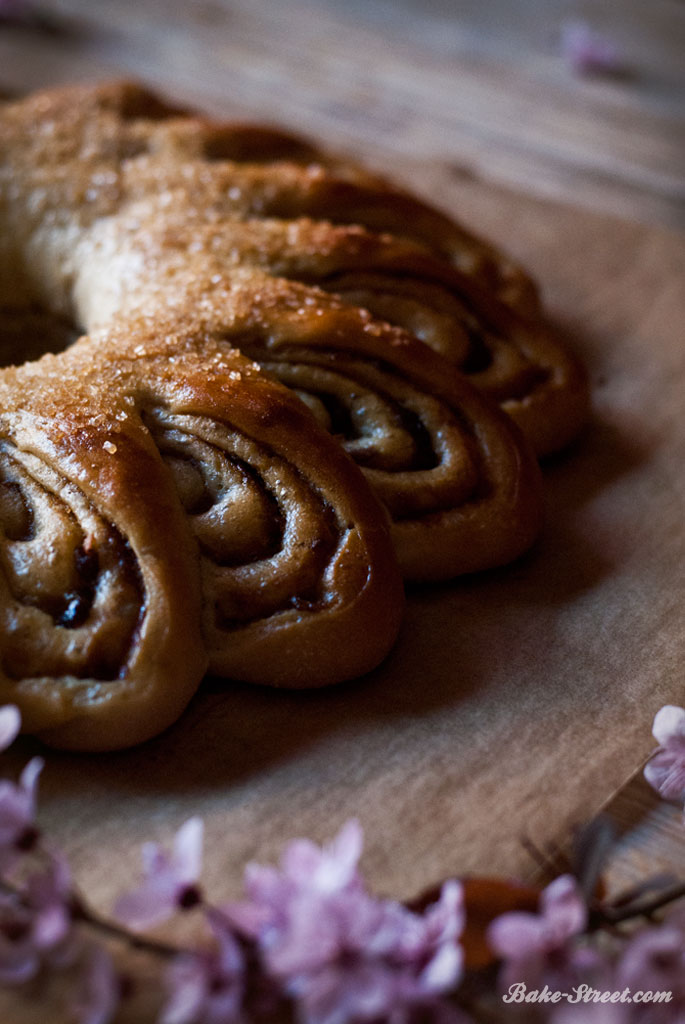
{"left": 3, "top": 174, "right": 685, "bottom": 1020}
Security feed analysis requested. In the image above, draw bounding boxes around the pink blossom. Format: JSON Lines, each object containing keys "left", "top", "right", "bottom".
{"left": 228, "top": 819, "right": 365, "bottom": 947}
{"left": 226, "top": 821, "right": 465, "bottom": 1024}
{"left": 114, "top": 817, "right": 203, "bottom": 929}
{"left": 25, "top": 854, "right": 74, "bottom": 956}
{"left": 0, "top": 705, "right": 21, "bottom": 751}
{"left": 487, "top": 874, "right": 587, "bottom": 990}
{"left": 644, "top": 706, "right": 685, "bottom": 816}
{"left": 0, "top": 854, "right": 75, "bottom": 984}
{"left": 160, "top": 916, "right": 245, "bottom": 1024}
{"left": 547, "top": 947, "right": 627, "bottom": 1023}
{"left": 616, "top": 917, "right": 685, "bottom": 1012}
{"left": 0, "top": 889, "right": 38, "bottom": 985}
{"left": 560, "top": 19, "right": 624, "bottom": 77}
{"left": 0, "top": 756, "right": 43, "bottom": 873}
{"left": 71, "top": 946, "right": 121, "bottom": 1024}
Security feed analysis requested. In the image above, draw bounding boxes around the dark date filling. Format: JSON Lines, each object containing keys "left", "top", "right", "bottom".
{"left": 0, "top": 456, "right": 145, "bottom": 682}
{"left": 54, "top": 545, "right": 100, "bottom": 629}
{"left": 316, "top": 384, "right": 438, "bottom": 472}
{"left": 460, "top": 321, "right": 494, "bottom": 374}
{"left": 251, "top": 350, "right": 441, "bottom": 474}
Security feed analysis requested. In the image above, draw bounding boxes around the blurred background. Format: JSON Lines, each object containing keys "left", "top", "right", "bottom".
{"left": 1, "top": 0, "right": 684, "bottom": 230}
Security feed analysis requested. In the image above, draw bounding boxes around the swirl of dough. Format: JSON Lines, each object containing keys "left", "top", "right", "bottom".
{"left": 19, "top": 186, "right": 542, "bottom": 583}
{"left": 130, "top": 326, "right": 404, "bottom": 688}
{"left": 0, "top": 82, "right": 587, "bottom": 458}
{"left": 71, "top": 193, "right": 585, "bottom": 457}
{"left": 132, "top": 157, "right": 538, "bottom": 312}
{"left": 0, "top": 80, "right": 579, "bottom": 747}
{"left": 231, "top": 283, "right": 543, "bottom": 581}
{"left": 58, "top": 202, "right": 543, "bottom": 581}
{"left": 0, "top": 321, "right": 404, "bottom": 745}
{"left": 0, "top": 445, "right": 143, "bottom": 677}
{"left": 0, "top": 362, "right": 206, "bottom": 751}
{"left": 85, "top": 321, "right": 404, "bottom": 689}
{"left": 175, "top": 213, "right": 584, "bottom": 459}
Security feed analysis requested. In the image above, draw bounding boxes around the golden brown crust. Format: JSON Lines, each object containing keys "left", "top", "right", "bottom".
{"left": 0, "top": 322, "right": 405, "bottom": 747}
{"left": 0, "top": 80, "right": 548, "bottom": 570}
{"left": 223, "top": 280, "right": 544, "bottom": 581}
{"left": 0, "top": 79, "right": 536, "bottom": 310}
{"left": 0, "top": 80, "right": 562, "bottom": 747}
{"left": 0, "top": 351, "right": 208, "bottom": 751}
{"left": 0, "top": 80, "right": 587, "bottom": 456}
{"left": 67, "top": 216, "right": 544, "bottom": 581}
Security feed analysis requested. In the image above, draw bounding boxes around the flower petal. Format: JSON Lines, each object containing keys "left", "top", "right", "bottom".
{"left": 33, "top": 904, "right": 71, "bottom": 950}
{"left": 71, "top": 946, "right": 120, "bottom": 1024}
{"left": 617, "top": 923, "right": 685, "bottom": 994}
{"left": 141, "top": 841, "right": 168, "bottom": 877}
{"left": 0, "top": 705, "right": 21, "bottom": 751}
{"left": 19, "top": 756, "right": 43, "bottom": 799}
{"left": 487, "top": 912, "right": 547, "bottom": 958}
{"left": 315, "top": 819, "right": 363, "bottom": 892}
{"left": 644, "top": 749, "right": 685, "bottom": 801}
{"left": 161, "top": 955, "right": 207, "bottom": 1024}
{"left": 173, "top": 817, "right": 203, "bottom": 884}
{"left": 419, "top": 941, "right": 463, "bottom": 993}
{"left": 540, "top": 875, "right": 587, "bottom": 940}
{"left": 243, "top": 862, "right": 291, "bottom": 907}
{"left": 265, "top": 893, "right": 341, "bottom": 978}
{"left": 422, "top": 880, "right": 465, "bottom": 945}
{"left": 114, "top": 876, "right": 178, "bottom": 929}
{"left": 652, "top": 705, "right": 685, "bottom": 745}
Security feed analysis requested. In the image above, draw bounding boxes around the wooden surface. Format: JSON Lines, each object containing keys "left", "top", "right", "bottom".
{"left": 0, "top": 2, "right": 684, "bottom": 1016}
{"left": 1, "top": 0, "right": 684, "bottom": 229}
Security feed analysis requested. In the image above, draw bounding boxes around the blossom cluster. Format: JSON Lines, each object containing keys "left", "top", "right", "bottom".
{"left": 0, "top": 703, "right": 683, "bottom": 1023}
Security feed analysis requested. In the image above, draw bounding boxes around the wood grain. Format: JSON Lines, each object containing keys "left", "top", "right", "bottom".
{"left": 1, "top": 0, "right": 684, "bottom": 228}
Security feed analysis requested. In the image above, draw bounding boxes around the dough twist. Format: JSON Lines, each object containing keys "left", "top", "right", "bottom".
{"left": 0, "top": 322, "right": 404, "bottom": 749}
{"left": 0, "top": 81, "right": 567, "bottom": 748}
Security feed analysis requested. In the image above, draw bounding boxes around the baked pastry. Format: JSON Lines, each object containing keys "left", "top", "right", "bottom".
{"left": 100, "top": 85, "right": 587, "bottom": 455}
{"left": 0, "top": 319, "right": 405, "bottom": 750}
{"left": 1, "top": 81, "right": 587, "bottom": 458}
{"left": 0, "top": 81, "right": 547, "bottom": 577}
{"left": 0, "top": 81, "right": 561, "bottom": 748}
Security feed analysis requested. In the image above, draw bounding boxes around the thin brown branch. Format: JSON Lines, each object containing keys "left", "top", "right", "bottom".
{"left": 70, "top": 892, "right": 185, "bottom": 959}
{"left": 599, "top": 881, "right": 685, "bottom": 926}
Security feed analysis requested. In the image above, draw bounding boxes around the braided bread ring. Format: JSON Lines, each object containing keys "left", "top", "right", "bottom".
{"left": 0, "top": 81, "right": 546, "bottom": 575}
{"left": 0, "top": 82, "right": 556, "bottom": 747}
